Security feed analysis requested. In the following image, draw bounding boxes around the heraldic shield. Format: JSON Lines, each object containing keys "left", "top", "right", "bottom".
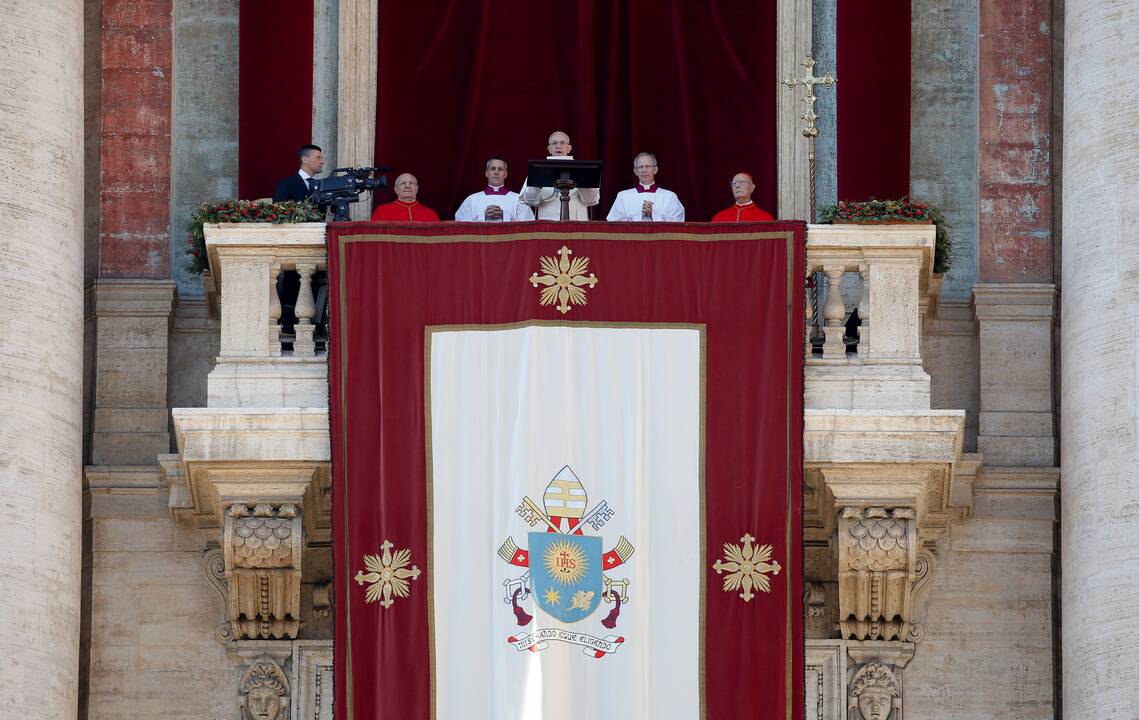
{"left": 528, "top": 532, "right": 604, "bottom": 623}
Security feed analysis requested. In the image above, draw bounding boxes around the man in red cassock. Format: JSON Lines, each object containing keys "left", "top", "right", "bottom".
{"left": 371, "top": 173, "right": 440, "bottom": 221}
{"left": 711, "top": 172, "right": 775, "bottom": 222}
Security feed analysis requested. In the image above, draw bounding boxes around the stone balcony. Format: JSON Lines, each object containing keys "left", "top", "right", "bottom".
{"left": 182, "top": 219, "right": 968, "bottom": 531}
{"left": 181, "top": 221, "right": 967, "bottom": 502}
{"left": 800, "top": 223, "right": 968, "bottom": 708}
{"left": 170, "top": 221, "right": 969, "bottom": 716}
{"left": 191, "top": 221, "right": 952, "bottom": 413}
{"left": 171, "top": 222, "right": 331, "bottom": 647}
{"left": 802, "top": 223, "right": 968, "bottom": 549}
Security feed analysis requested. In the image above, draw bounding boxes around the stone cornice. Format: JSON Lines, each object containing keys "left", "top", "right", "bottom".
{"left": 83, "top": 464, "right": 164, "bottom": 490}
{"left": 974, "top": 466, "right": 1060, "bottom": 493}
{"left": 204, "top": 222, "right": 326, "bottom": 292}
{"left": 93, "top": 278, "right": 177, "bottom": 316}
{"left": 972, "top": 282, "right": 1057, "bottom": 321}
{"left": 807, "top": 223, "right": 936, "bottom": 293}
{"left": 170, "top": 408, "right": 331, "bottom": 542}
{"left": 805, "top": 409, "right": 965, "bottom": 465}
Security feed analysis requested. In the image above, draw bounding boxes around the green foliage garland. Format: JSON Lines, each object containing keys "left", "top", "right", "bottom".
{"left": 185, "top": 200, "right": 325, "bottom": 275}
{"left": 818, "top": 198, "right": 951, "bottom": 274}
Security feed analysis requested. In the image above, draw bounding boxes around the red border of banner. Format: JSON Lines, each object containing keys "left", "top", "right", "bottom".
{"left": 329, "top": 221, "right": 805, "bottom": 720}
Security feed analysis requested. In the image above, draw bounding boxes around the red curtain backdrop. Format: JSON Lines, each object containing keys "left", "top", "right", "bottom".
{"left": 375, "top": 1, "right": 777, "bottom": 222}
{"left": 837, "top": 0, "right": 910, "bottom": 202}
{"left": 238, "top": 0, "right": 314, "bottom": 199}
{"left": 329, "top": 221, "right": 805, "bottom": 719}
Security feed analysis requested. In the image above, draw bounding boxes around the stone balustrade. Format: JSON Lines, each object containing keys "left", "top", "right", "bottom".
{"left": 805, "top": 223, "right": 940, "bottom": 412}
{"left": 200, "top": 221, "right": 941, "bottom": 414}
{"left": 204, "top": 222, "right": 328, "bottom": 408}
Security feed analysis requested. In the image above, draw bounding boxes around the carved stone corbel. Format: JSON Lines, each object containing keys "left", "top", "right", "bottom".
{"left": 838, "top": 507, "right": 917, "bottom": 641}
{"left": 224, "top": 502, "right": 304, "bottom": 639}
{"left": 822, "top": 463, "right": 967, "bottom": 645}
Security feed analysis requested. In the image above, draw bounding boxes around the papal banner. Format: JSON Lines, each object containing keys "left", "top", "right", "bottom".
{"left": 329, "top": 221, "right": 805, "bottom": 719}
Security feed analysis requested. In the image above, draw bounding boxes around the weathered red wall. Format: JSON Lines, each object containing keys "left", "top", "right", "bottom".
{"left": 978, "top": 0, "right": 1053, "bottom": 282}
{"left": 98, "top": 0, "right": 172, "bottom": 278}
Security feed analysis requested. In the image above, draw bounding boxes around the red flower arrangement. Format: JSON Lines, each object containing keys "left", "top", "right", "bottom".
{"left": 185, "top": 200, "right": 324, "bottom": 275}
{"left": 819, "top": 198, "right": 951, "bottom": 273}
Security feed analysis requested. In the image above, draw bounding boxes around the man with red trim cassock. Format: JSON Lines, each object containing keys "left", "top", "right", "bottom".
{"left": 711, "top": 172, "right": 775, "bottom": 222}
{"left": 454, "top": 156, "right": 534, "bottom": 222}
{"left": 370, "top": 173, "right": 440, "bottom": 221}
{"left": 606, "top": 151, "right": 685, "bottom": 222}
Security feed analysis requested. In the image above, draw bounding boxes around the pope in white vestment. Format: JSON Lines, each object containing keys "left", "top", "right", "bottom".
{"left": 606, "top": 151, "right": 685, "bottom": 222}
{"left": 517, "top": 131, "right": 600, "bottom": 221}
{"left": 455, "top": 156, "right": 534, "bottom": 222}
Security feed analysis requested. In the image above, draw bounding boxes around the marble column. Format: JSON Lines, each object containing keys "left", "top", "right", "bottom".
{"left": 776, "top": 0, "right": 812, "bottom": 221}
{"left": 337, "top": 0, "right": 377, "bottom": 221}
{"left": 1061, "top": 1, "right": 1139, "bottom": 717}
{"left": 312, "top": 0, "right": 339, "bottom": 174}
{"left": 0, "top": 0, "right": 85, "bottom": 718}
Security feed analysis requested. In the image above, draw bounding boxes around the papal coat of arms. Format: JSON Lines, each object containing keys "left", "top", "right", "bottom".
{"left": 497, "top": 466, "right": 634, "bottom": 658}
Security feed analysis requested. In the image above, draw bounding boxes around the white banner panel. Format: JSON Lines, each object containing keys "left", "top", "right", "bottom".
{"left": 428, "top": 324, "right": 702, "bottom": 720}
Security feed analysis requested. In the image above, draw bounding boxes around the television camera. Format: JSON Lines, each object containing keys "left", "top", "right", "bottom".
{"left": 310, "top": 166, "right": 392, "bottom": 221}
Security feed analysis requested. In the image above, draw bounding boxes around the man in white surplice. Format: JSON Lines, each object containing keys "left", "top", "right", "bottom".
{"left": 606, "top": 151, "right": 685, "bottom": 222}
{"left": 454, "top": 156, "right": 534, "bottom": 222}
{"left": 517, "top": 130, "right": 600, "bottom": 221}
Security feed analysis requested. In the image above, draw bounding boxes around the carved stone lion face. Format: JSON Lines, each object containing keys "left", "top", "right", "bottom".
{"left": 857, "top": 689, "right": 893, "bottom": 720}
{"left": 246, "top": 687, "right": 281, "bottom": 720}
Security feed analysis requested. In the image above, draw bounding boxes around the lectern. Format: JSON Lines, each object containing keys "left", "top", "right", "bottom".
{"left": 526, "top": 159, "right": 603, "bottom": 220}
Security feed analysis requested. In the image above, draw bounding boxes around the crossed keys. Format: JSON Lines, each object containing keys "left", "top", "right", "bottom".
{"left": 516, "top": 496, "right": 614, "bottom": 534}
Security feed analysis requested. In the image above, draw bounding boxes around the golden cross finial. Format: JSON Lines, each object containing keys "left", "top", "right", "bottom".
{"left": 782, "top": 53, "right": 837, "bottom": 220}
{"left": 782, "top": 54, "right": 837, "bottom": 139}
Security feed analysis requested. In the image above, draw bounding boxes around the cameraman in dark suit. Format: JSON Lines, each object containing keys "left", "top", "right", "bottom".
{"left": 273, "top": 144, "right": 324, "bottom": 202}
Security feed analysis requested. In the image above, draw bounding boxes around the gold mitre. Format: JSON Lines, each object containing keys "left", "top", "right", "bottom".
{"left": 543, "top": 465, "right": 587, "bottom": 519}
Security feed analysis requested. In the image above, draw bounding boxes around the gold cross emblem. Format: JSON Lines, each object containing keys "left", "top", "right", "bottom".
{"left": 529, "top": 245, "right": 598, "bottom": 314}
{"left": 713, "top": 533, "right": 781, "bottom": 603}
{"left": 354, "top": 540, "right": 421, "bottom": 609}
